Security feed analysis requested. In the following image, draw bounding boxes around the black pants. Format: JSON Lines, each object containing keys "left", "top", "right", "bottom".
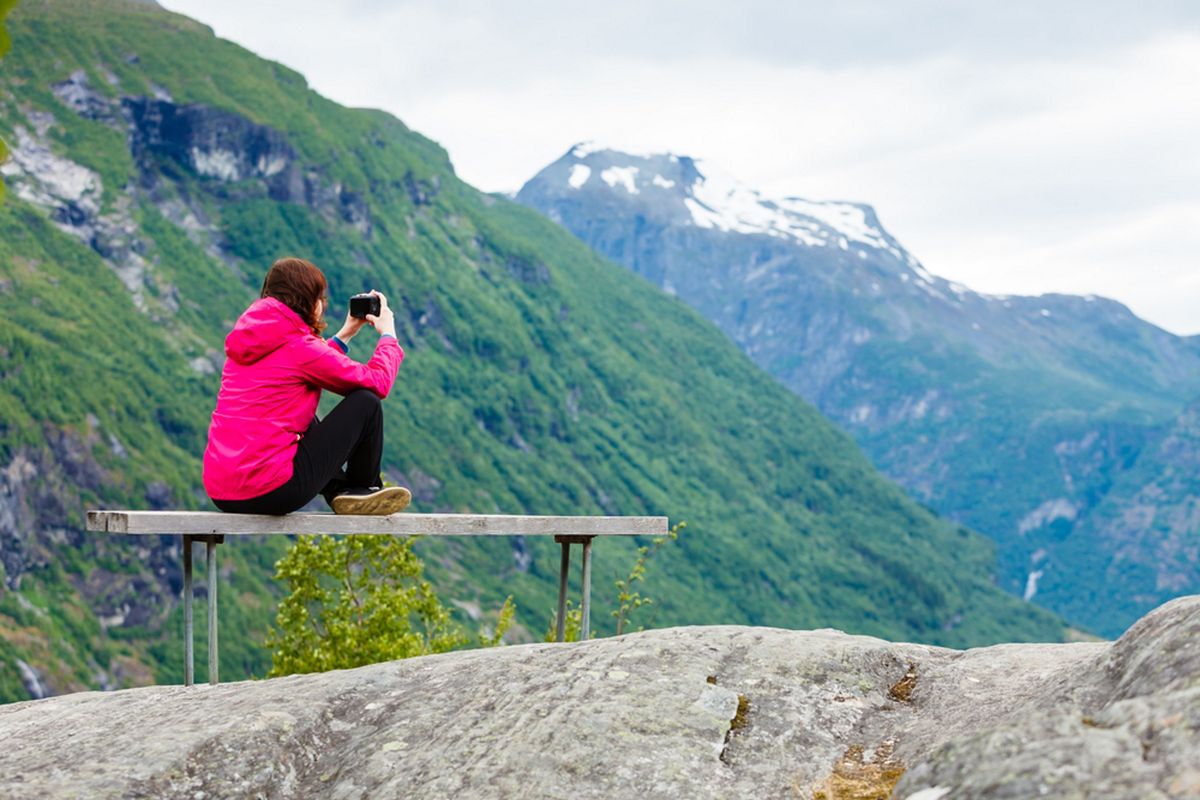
{"left": 213, "top": 389, "right": 385, "bottom": 515}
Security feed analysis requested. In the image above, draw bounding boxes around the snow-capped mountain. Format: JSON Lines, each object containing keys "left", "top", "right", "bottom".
{"left": 524, "top": 144, "right": 1134, "bottom": 331}
{"left": 559, "top": 142, "right": 909, "bottom": 256}
{"left": 519, "top": 144, "right": 1200, "bottom": 637}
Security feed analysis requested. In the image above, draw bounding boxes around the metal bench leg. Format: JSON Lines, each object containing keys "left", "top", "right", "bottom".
{"left": 580, "top": 537, "right": 593, "bottom": 641}
{"left": 183, "top": 534, "right": 193, "bottom": 687}
{"left": 207, "top": 535, "right": 219, "bottom": 685}
{"left": 555, "top": 540, "right": 571, "bottom": 642}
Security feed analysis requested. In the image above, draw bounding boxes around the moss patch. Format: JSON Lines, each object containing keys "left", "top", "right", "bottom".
{"left": 888, "top": 663, "right": 918, "bottom": 703}
{"left": 812, "top": 741, "right": 906, "bottom": 800}
{"left": 730, "top": 693, "right": 751, "bottom": 732}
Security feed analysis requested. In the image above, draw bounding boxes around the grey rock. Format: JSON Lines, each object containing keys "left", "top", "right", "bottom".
{"left": 51, "top": 70, "right": 119, "bottom": 124}
{"left": 0, "top": 118, "right": 155, "bottom": 309}
{"left": 124, "top": 97, "right": 296, "bottom": 185}
{"left": 13, "top": 659, "right": 48, "bottom": 701}
{"left": 1, "top": 596, "right": 1196, "bottom": 799}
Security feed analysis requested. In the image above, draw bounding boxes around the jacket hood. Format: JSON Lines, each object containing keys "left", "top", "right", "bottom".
{"left": 225, "top": 297, "right": 309, "bottom": 365}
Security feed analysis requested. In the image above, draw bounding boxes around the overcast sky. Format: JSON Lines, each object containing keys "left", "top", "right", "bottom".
{"left": 159, "top": 0, "right": 1200, "bottom": 335}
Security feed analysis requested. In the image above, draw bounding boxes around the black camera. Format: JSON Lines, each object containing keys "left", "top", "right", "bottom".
{"left": 349, "top": 293, "right": 381, "bottom": 319}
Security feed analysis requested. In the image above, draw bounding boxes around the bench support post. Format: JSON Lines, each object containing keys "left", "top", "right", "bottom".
{"left": 580, "top": 537, "right": 593, "bottom": 641}
{"left": 555, "top": 541, "right": 570, "bottom": 642}
{"left": 182, "top": 534, "right": 193, "bottom": 686}
{"left": 181, "top": 534, "right": 223, "bottom": 686}
{"left": 207, "top": 535, "right": 218, "bottom": 685}
{"left": 553, "top": 535, "right": 596, "bottom": 642}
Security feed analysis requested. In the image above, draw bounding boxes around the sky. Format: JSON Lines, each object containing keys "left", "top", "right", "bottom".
{"left": 158, "top": 0, "right": 1200, "bottom": 335}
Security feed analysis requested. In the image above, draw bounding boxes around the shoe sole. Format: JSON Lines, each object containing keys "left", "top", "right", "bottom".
{"left": 331, "top": 486, "right": 413, "bottom": 516}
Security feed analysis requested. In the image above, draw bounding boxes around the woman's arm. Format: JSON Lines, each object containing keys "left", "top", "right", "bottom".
{"left": 300, "top": 290, "right": 402, "bottom": 396}
{"left": 297, "top": 336, "right": 404, "bottom": 398}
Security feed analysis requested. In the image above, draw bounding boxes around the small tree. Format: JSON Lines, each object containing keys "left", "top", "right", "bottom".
{"left": 612, "top": 521, "right": 685, "bottom": 635}
{"left": 266, "top": 535, "right": 511, "bottom": 676}
{"left": 544, "top": 601, "right": 583, "bottom": 643}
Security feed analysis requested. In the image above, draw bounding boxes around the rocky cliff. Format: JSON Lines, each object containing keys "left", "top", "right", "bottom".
{"left": 2, "top": 596, "right": 1196, "bottom": 799}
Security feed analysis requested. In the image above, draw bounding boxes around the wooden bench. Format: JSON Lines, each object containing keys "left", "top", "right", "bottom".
{"left": 85, "top": 511, "right": 667, "bottom": 686}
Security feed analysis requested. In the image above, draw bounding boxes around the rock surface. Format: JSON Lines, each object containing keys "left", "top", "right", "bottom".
{"left": 1, "top": 596, "right": 1197, "bottom": 799}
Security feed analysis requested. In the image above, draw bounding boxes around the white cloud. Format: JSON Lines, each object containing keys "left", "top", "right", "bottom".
{"left": 159, "top": 1, "right": 1200, "bottom": 334}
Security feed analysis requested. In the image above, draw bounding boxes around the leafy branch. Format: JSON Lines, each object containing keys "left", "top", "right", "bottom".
{"left": 612, "top": 521, "right": 685, "bottom": 636}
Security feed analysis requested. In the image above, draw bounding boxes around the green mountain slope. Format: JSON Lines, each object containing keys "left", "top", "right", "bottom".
{"left": 518, "top": 146, "right": 1200, "bottom": 637}
{"left": 0, "top": 0, "right": 1064, "bottom": 702}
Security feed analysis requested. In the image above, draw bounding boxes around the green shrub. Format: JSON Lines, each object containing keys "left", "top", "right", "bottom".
{"left": 266, "top": 535, "right": 465, "bottom": 676}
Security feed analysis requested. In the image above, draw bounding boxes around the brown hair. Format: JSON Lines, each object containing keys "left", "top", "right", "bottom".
{"left": 260, "top": 257, "right": 328, "bottom": 334}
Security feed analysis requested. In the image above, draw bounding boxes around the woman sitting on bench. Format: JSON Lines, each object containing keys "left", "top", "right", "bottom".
{"left": 203, "top": 257, "right": 410, "bottom": 516}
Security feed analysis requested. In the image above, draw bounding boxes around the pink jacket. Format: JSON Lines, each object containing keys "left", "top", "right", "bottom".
{"left": 202, "top": 297, "right": 403, "bottom": 501}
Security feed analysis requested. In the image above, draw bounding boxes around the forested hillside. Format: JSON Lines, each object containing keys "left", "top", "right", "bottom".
{"left": 0, "top": 0, "right": 1063, "bottom": 702}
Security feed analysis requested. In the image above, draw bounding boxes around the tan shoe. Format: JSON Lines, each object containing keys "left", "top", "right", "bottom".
{"left": 331, "top": 486, "right": 412, "bottom": 515}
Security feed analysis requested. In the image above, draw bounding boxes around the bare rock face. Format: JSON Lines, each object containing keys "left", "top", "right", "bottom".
{"left": 0, "top": 597, "right": 1196, "bottom": 799}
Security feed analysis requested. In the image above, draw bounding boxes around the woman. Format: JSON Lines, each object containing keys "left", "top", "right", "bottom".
{"left": 202, "top": 257, "right": 410, "bottom": 515}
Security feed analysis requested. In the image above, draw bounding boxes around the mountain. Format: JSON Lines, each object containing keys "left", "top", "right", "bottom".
{"left": 517, "top": 144, "right": 1200, "bottom": 636}
{"left": 0, "top": 0, "right": 1066, "bottom": 701}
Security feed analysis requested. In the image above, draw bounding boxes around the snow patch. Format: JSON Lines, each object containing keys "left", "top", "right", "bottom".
{"left": 684, "top": 164, "right": 826, "bottom": 246}
{"left": 569, "top": 141, "right": 606, "bottom": 158}
{"left": 570, "top": 141, "right": 656, "bottom": 160}
{"left": 600, "top": 166, "right": 639, "bottom": 195}
{"left": 568, "top": 164, "right": 591, "bottom": 189}
{"left": 779, "top": 196, "right": 889, "bottom": 250}
{"left": 651, "top": 174, "right": 675, "bottom": 189}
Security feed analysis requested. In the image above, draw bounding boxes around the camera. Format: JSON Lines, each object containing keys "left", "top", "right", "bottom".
{"left": 349, "top": 293, "right": 381, "bottom": 319}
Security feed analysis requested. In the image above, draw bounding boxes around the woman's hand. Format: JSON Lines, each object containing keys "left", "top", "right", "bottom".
{"left": 334, "top": 309, "right": 369, "bottom": 343}
{"left": 365, "top": 290, "right": 397, "bottom": 338}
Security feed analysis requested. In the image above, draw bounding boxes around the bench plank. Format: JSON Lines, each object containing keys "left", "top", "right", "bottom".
{"left": 86, "top": 510, "right": 666, "bottom": 537}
